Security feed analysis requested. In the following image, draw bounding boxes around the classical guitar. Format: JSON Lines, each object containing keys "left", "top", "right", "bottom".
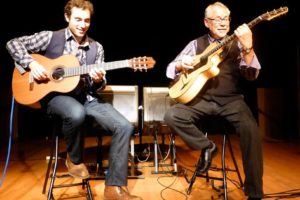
{"left": 168, "top": 6, "right": 288, "bottom": 104}
{"left": 12, "top": 54, "right": 155, "bottom": 108}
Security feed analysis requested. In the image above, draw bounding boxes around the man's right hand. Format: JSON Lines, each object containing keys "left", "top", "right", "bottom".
{"left": 29, "top": 61, "right": 49, "bottom": 81}
{"left": 176, "top": 55, "right": 195, "bottom": 73}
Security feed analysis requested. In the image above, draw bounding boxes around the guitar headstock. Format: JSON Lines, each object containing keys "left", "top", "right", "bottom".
{"left": 128, "top": 56, "right": 156, "bottom": 72}
{"left": 262, "top": 6, "right": 288, "bottom": 21}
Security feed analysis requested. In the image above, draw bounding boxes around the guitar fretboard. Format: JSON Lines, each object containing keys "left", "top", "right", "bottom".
{"left": 63, "top": 60, "right": 129, "bottom": 77}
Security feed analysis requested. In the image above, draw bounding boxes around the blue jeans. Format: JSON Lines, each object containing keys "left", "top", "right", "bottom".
{"left": 46, "top": 95, "right": 133, "bottom": 186}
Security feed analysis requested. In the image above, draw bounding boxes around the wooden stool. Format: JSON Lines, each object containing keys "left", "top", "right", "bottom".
{"left": 42, "top": 116, "right": 93, "bottom": 200}
{"left": 186, "top": 118, "right": 244, "bottom": 200}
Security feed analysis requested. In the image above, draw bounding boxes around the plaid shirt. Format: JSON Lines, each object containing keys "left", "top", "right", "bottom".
{"left": 6, "top": 28, "right": 104, "bottom": 74}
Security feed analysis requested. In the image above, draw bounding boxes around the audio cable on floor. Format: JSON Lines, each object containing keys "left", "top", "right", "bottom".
{"left": 0, "top": 97, "right": 15, "bottom": 187}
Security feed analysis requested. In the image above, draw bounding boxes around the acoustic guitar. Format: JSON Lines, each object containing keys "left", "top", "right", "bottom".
{"left": 168, "top": 6, "right": 288, "bottom": 104}
{"left": 12, "top": 54, "right": 155, "bottom": 108}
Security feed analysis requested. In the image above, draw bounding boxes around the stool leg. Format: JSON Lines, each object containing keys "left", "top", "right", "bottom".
{"left": 153, "top": 127, "right": 159, "bottom": 173}
{"left": 161, "top": 133, "right": 165, "bottom": 157}
{"left": 129, "top": 137, "right": 136, "bottom": 176}
{"left": 47, "top": 136, "right": 59, "bottom": 200}
{"left": 187, "top": 172, "right": 197, "bottom": 194}
{"left": 187, "top": 157, "right": 202, "bottom": 195}
{"left": 222, "top": 135, "right": 228, "bottom": 200}
{"left": 96, "top": 134, "right": 103, "bottom": 175}
{"left": 171, "top": 132, "right": 177, "bottom": 173}
{"left": 42, "top": 135, "right": 56, "bottom": 194}
{"left": 226, "top": 134, "right": 244, "bottom": 187}
{"left": 84, "top": 179, "right": 93, "bottom": 200}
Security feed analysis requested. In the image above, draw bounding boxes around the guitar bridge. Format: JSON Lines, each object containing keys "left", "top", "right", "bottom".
{"left": 29, "top": 73, "right": 34, "bottom": 91}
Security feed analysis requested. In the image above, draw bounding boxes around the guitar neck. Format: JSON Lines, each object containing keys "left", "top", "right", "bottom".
{"left": 63, "top": 60, "right": 130, "bottom": 77}
{"left": 201, "top": 13, "right": 269, "bottom": 61}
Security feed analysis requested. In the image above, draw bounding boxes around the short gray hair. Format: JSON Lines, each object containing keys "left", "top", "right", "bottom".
{"left": 205, "top": 2, "right": 230, "bottom": 18}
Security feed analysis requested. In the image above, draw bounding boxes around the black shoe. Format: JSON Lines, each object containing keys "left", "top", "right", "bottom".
{"left": 197, "top": 142, "right": 218, "bottom": 174}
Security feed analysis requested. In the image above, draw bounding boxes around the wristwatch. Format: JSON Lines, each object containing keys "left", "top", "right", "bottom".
{"left": 242, "top": 46, "right": 253, "bottom": 54}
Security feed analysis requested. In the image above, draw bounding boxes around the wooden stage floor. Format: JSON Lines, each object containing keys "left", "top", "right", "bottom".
{"left": 1, "top": 134, "right": 300, "bottom": 200}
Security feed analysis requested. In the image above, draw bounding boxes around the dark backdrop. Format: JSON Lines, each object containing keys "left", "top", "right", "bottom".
{"left": 0, "top": 0, "right": 298, "bottom": 144}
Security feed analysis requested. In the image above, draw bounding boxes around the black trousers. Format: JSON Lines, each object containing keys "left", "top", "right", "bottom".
{"left": 164, "top": 98, "right": 263, "bottom": 198}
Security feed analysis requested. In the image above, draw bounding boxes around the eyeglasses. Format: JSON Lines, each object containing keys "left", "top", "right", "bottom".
{"left": 206, "top": 17, "right": 231, "bottom": 24}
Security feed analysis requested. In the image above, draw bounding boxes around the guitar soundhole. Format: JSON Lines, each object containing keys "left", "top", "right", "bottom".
{"left": 51, "top": 68, "right": 65, "bottom": 81}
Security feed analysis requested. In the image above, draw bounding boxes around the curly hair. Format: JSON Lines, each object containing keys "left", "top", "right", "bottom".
{"left": 64, "top": 0, "right": 94, "bottom": 17}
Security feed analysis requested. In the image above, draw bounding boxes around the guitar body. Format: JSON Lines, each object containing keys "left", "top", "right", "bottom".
{"left": 12, "top": 54, "right": 80, "bottom": 107}
{"left": 169, "top": 46, "right": 223, "bottom": 104}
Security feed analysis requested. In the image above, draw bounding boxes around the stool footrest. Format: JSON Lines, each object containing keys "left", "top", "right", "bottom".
{"left": 53, "top": 182, "right": 86, "bottom": 189}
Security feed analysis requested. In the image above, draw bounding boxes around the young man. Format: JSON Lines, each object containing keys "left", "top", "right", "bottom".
{"left": 164, "top": 2, "right": 263, "bottom": 200}
{"left": 6, "top": 0, "right": 142, "bottom": 199}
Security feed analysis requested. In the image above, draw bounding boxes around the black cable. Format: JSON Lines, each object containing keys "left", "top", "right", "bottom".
{"left": 263, "top": 189, "right": 300, "bottom": 199}
{"left": 157, "top": 174, "right": 188, "bottom": 200}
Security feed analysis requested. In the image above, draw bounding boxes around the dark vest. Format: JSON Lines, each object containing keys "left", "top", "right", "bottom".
{"left": 44, "top": 29, "right": 97, "bottom": 64}
{"left": 195, "top": 34, "right": 243, "bottom": 105}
